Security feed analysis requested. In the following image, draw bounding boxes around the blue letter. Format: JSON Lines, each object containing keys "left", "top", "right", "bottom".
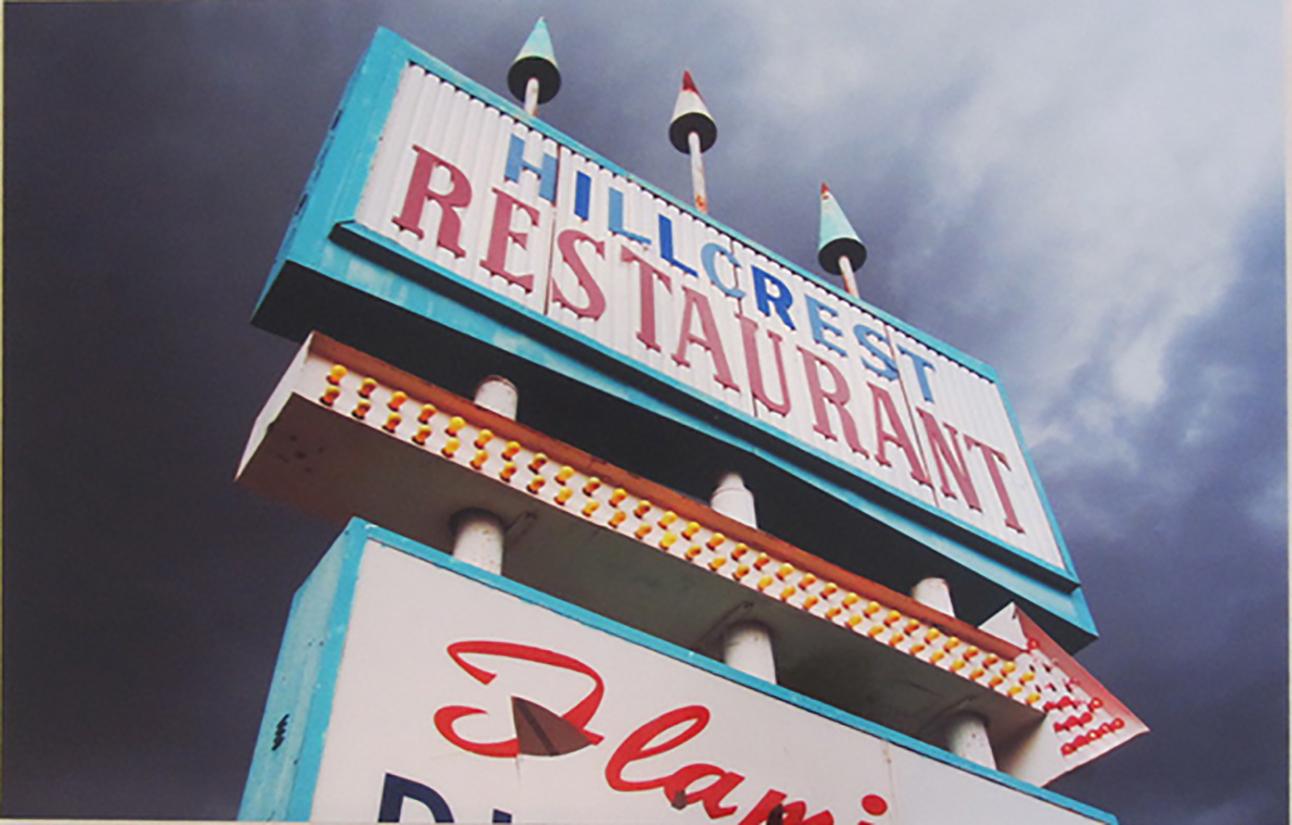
{"left": 751, "top": 265, "right": 796, "bottom": 330}
{"left": 573, "top": 171, "right": 592, "bottom": 220}
{"left": 804, "top": 295, "right": 846, "bottom": 356}
{"left": 853, "top": 324, "right": 899, "bottom": 380}
{"left": 608, "top": 188, "right": 651, "bottom": 245}
{"left": 899, "top": 346, "right": 937, "bottom": 403}
{"left": 700, "top": 243, "right": 744, "bottom": 298}
{"left": 658, "top": 215, "right": 698, "bottom": 277}
{"left": 379, "top": 773, "right": 454, "bottom": 822}
{"left": 504, "top": 134, "right": 557, "bottom": 204}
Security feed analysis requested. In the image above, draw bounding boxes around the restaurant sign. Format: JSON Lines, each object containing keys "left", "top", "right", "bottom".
{"left": 240, "top": 522, "right": 1115, "bottom": 824}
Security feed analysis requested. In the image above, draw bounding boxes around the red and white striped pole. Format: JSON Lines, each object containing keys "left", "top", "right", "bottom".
{"left": 669, "top": 70, "right": 718, "bottom": 214}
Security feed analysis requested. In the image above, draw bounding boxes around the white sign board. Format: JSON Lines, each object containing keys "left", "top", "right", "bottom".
{"left": 353, "top": 64, "right": 1065, "bottom": 571}
{"left": 241, "top": 524, "right": 1112, "bottom": 824}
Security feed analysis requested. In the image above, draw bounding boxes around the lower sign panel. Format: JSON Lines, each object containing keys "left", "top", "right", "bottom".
{"left": 240, "top": 520, "right": 1114, "bottom": 824}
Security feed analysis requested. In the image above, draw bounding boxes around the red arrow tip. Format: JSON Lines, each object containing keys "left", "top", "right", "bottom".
{"left": 682, "top": 70, "right": 698, "bottom": 93}
{"left": 820, "top": 181, "right": 831, "bottom": 198}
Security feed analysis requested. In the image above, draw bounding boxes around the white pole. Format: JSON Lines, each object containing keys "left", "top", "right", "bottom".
{"left": 687, "top": 130, "right": 708, "bottom": 214}
{"left": 710, "top": 471, "right": 757, "bottom": 527}
{"left": 722, "top": 620, "right": 777, "bottom": 683}
{"left": 450, "top": 375, "right": 518, "bottom": 575}
{"left": 523, "top": 76, "right": 541, "bottom": 117}
{"left": 838, "top": 254, "right": 859, "bottom": 298}
{"left": 451, "top": 509, "right": 505, "bottom": 575}
{"left": 474, "top": 375, "right": 519, "bottom": 420}
{"left": 911, "top": 577, "right": 997, "bottom": 768}
{"left": 945, "top": 712, "right": 998, "bottom": 770}
{"left": 709, "top": 472, "right": 775, "bottom": 681}
{"left": 911, "top": 577, "right": 956, "bottom": 615}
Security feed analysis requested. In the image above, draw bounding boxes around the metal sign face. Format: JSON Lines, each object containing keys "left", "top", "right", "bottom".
{"left": 352, "top": 62, "right": 1063, "bottom": 571}
{"left": 253, "top": 29, "right": 1095, "bottom": 642}
{"left": 241, "top": 522, "right": 1115, "bottom": 824}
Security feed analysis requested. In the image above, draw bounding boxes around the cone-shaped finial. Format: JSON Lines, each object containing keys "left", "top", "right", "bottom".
{"left": 818, "top": 182, "right": 868, "bottom": 275}
{"left": 669, "top": 69, "right": 717, "bottom": 153}
{"left": 508, "top": 18, "right": 561, "bottom": 104}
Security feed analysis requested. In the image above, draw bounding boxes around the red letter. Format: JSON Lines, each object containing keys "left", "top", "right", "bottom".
{"left": 392, "top": 146, "right": 472, "bottom": 256}
{"left": 621, "top": 245, "right": 673, "bottom": 352}
{"left": 916, "top": 409, "right": 981, "bottom": 510}
{"left": 673, "top": 286, "right": 740, "bottom": 391}
{"left": 480, "top": 188, "right": 541, "bottom": 293}
{"left": 605, "top": 705, "right": 709, "bottom": 792}
{"left": 799, "top": 348, "right": 869, "bottom": 458}
{"left": 738, "top": 790, "right": 834, "bottom": 825}
{"left": 663, "top": 763, "right": 745, "bottom": 819}
{"left": 433, "top": 641, "right": 604, "bottom": 758}
{"left": 739, "top": 315, "right": 792, "bottom": 415}
{"left": 964, "top": 436, "right": 1025, "bottom": 533}
{"left": 869, "top": 383, "right": 931, "bottom": 487}
{"left": 551, "top": 228, "right": 607, "bottom": 319}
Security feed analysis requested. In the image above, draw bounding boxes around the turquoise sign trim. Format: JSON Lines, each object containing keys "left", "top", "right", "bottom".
{"left": 252, "top": 27, "right": 1097, "bottom": 642}
{"left": 240, "top": 519, "right": 1118, "bottom": 824}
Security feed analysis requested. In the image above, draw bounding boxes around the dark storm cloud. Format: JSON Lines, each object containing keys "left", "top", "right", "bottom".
{"left": 4, "top": 2, "right": 1283, "bottom": 824}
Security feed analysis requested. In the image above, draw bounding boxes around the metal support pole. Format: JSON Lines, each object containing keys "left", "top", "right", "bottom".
{"left": 710, "top": 472, "right": 774, "bottom": 681}
{"left": 911, "top": 576, "right": 998, "bottom": 768}
{"left": 838, "top": 254, "right": 859, "bottom": 298}
{"left": 523, "top": 76, "right": 540, "bottom": 117}
{"left": 911, "top": 577, "right": 956, "bottom": 616}
{"left": 945, "top": 712, "right": 998, "bottom": 770}
{"left": 722, "top": 620, "right": 777, "bottom": 683}
{"left": 687, "top": 130, "right": 708, "bottom": 214}
{"left": 473, "top": 375, "right": 519, "bottom": 420}
{"left": 710, "top": 471, "right": 757, "bottom": 527}
{"left": 450, "top": 509, "right": 506, "bottom": 575}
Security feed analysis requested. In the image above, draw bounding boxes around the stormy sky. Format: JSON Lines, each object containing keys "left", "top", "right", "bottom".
{"left": 4, "top": 2, "right": 1284, "bottom": 823}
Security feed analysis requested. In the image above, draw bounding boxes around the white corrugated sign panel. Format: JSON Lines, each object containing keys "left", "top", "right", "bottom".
{"left": 885, "top": 326, "right": 1062, "bottom": 567}
{"left": 353, "top": 63, "right": 1066, "bottom": 572}
{"left": 302, "top": 536, "right": 1107, "bottom": 824}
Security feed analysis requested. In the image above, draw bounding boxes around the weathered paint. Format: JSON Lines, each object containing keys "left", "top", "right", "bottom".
{"left": 252, "top": 27, "right": 1096, "bottom": 643}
